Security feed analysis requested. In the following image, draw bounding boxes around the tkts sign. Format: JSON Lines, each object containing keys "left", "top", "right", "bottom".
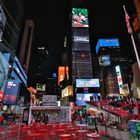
{"left": 115, "top": 66, "right": 123, "bottom": 94}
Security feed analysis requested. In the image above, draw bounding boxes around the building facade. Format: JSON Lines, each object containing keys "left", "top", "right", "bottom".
{"left": 0, "top": 0, "right": 24, "bottom": 54}
{"left": 19, "top": 20, "right": 34, "bottom": 74}
{"left": 71, "top": 8, "right": 92, "bottom": 84}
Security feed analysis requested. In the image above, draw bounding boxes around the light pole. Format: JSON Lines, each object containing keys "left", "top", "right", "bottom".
{"left": 123, "top": 5, "right": 140, "bottom": 71}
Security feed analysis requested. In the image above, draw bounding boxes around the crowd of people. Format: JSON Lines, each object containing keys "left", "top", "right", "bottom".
{"left": 31, "top": 110, "right": 49, "bottom": 124}
{"left": 108, "top": 96, "right": 140, "bottom": 117}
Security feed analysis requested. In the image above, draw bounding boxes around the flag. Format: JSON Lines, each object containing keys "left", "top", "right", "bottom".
{"left": 123, "top": 5, "right": 133, "bottom": 34}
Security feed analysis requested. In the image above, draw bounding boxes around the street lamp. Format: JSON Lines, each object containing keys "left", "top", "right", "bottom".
{"left": 123, "top": 5, "right": 140, "bottom": 71}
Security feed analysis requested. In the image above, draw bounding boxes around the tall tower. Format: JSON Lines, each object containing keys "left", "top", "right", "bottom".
{"left": 0, "top": 0, "right": 24, "bottom": 54}
{"left": 71, "top": 8, "right": 92, "bottom": 84}
{"left": 19, "top": 20, "right": 34, "bottom": 74}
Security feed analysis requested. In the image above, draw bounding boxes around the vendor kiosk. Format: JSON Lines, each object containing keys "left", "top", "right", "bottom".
{"left": 28, "top": 106, "right": 71, "bottom": 124}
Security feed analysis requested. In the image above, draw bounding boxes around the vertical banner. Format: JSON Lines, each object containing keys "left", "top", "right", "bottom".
{"left": 115, "top": 66, "right": 123, "bottom": 94}
{"left": 58, "top": 66, "right": 65, "bottom": 85}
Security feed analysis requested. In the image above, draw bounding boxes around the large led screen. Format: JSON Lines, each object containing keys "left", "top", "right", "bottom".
{"left": 76, "top": 93, "right": 100, "bottom": 106}
{"left": 58, "top": 66, "right": 65, "bottom": 85}
{"left": 115, "top": 65, "right": 123, "bottom": 94}
{"left": 73, "top": 28, "right": 90, "bottom": 51}
{"left": 72, "top": 8, "right": 89, "bottom": 28}
{"left": 36, "top": 83, "right": 46, "bottom": 91}
{"left": 76, "top": 79, "right": 100, "bottom": 88}
{"left": 61, "top": 86, "right": 73, "bottom": 98}
{"left": 0, "top": 52, "right": 9, "bottom": 92}
{"left": 98, "top": 55, "right": 111, "bottom": 66}
{"left": 96, "top": 38, "right": 120, "bottom": 54}
{"left": 3, "top": 80, "right": 21, "bottom": 105}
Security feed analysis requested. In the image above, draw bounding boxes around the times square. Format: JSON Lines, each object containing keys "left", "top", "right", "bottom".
{"left": 0, "top": 0, "right": 140, "bottom": 140}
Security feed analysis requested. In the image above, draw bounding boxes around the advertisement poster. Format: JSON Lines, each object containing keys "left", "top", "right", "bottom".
{"left": 3, "top": 80, "right": 21, "bottom": 105}
{"left": 0, "top": 52, "right": 9, "bottom": 92}
{"left": 72, "top": 8, "right": 89, "bottom": 28}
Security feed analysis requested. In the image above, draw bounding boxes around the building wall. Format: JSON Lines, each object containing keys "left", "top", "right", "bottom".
{"left": 19, "top": 20, "right": 34, "bottom": 74}
{"left": 0, "top": 0, "right": 24, "bottom": 54}
{"left": 71, "top": 8, "right": 93, "bottom": 84}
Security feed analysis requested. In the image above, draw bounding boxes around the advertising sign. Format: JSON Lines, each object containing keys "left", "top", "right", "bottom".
{"left": 96, "top": 38, "right": 119, "bottom": 54}
{"left": 115, "top": 66, "right": 123, "bottom": 94}
{"left": 76, "top": 79, "right": 100, "bottom": 88}
{"left": 58, "top": 66, "right": 65, "bottom": 85}
{"left": 0, "top": 52, "right": 9, "bottom": 92}
{"left": 42, "top": 95, "right": 57, "bottom": 106}
{"left": 76, "top": 93, "right": 100, "bottom": 106}
{"left": 3, "top": 80, "right": 21, "bottom": 105}
{"left": 58, "top": 66, "right": 69, "bottom": 85}
{"left": 61, "top": 86, "right": 73, "bottom": 98}
{"left": 72, "top": 8, "right": 88, "bottom": 28}
{"left": 36, "top": 83, "right": 46, "bottom": 91}
{"left": 0, "top": 90, "right": 3, "bottom": 100}
{"left": 98, "top": 55, "right": 111, "bottom": 66}
{"left": 122, "top": 83, "right": 130, "bottom": 96}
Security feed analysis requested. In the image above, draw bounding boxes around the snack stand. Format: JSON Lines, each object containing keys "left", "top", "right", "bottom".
{"left": 28, "top": 106, "right": 71, "bottom": 124}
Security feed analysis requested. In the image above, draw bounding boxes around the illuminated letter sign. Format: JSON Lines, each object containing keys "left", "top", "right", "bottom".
{"left": 115, "top": 66, "right": 123, "bottom": 94}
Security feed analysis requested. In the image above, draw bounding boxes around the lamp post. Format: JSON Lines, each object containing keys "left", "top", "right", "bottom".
{"left": 123, "top": 5, "right": 140, "bottom": 71}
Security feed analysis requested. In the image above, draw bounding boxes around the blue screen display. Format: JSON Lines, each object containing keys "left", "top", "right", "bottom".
{"left": 76, "top": 93, "right": 100, "bottom": 106}
{"left": 96, "top": 38, "right": 119, "bottom": 54}
{"left": 128, "top": 122, "right": 137, "bottom": 133}
{"left": 0, "top": 52, "right": 9, "bottom": 92}
{"left": 76, "top": 79, "right": 100, "bottom": 88}
{"left": 98, "top": 55, "right": 111, "bottom": 66}
{"left": 3, "top": 80, "right": 21, "bottom": 105}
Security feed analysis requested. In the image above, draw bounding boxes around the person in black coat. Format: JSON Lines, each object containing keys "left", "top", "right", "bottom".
{"left": 44, "top": 110, "right": 49, "bottom": 124}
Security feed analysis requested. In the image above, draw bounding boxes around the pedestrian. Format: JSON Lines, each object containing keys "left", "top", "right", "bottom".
{"left": 44, "top": 109, "right": 49, "bottom": 124}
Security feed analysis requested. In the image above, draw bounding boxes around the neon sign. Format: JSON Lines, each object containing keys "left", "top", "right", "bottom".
{"left": 115, "top": 66, "right": 123, "bottom": 94}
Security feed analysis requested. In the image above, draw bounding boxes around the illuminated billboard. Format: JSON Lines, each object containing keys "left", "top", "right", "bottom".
{"left": 61, "top": 86, "right": 73, "bottom": 98}
{"left": 98, "top": 55, "right": 111, "bottom": 66}
{"left": 58, "top": 66, "right": 65, "bottom": 85}
{"left": 115, "top": 66, "right": 123, "bottom": 94}
{"left": 122, "top": 84, "right": 130, "bottom": 96}
{"left": 0, "top": 91, "right": 4, "bottom": 100}
{"left": 73, "top": 28, "right": 90, "bottom": 51}
{"left": 76, "top": 93, "right": 101, "bottom": 106}
{"left": 72, "top": 8, "right": 88, "bottom": 28}
{"left": 72, "top": 7, "right": 92, "bottom": 82}
{"left": 0, "top": 52, "right": 9, "bottom": 92}
{"left": 58, "top": 66, "right": 69, "bottom": 85}
{"left": 96, "top": 38, "right": 120, "bottom": 54}
{"left": 76, "top": 79, "right": 100, "bottom": 88}
{"left": 11, "top": 57, "right": 27, "bottom": 86}
{"left": 36, "top": 83, "right": 46, "bottom": 91}
{"left": 3, "top": 80, "right": 21, "bottom": 105}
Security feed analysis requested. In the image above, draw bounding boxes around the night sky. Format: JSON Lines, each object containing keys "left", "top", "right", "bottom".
{"left": 24, "top": 0, "right": 136, "bottom": 84}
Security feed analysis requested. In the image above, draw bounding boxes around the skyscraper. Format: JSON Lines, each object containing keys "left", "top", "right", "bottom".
{"left": 19, "top": 20, "right": 35, "bottom": 74}
{"left": 71, "top": 8, "right": 92, "bottom": 84}
{"left": 0, "top": 0, "right": 24, "bottom": 54}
